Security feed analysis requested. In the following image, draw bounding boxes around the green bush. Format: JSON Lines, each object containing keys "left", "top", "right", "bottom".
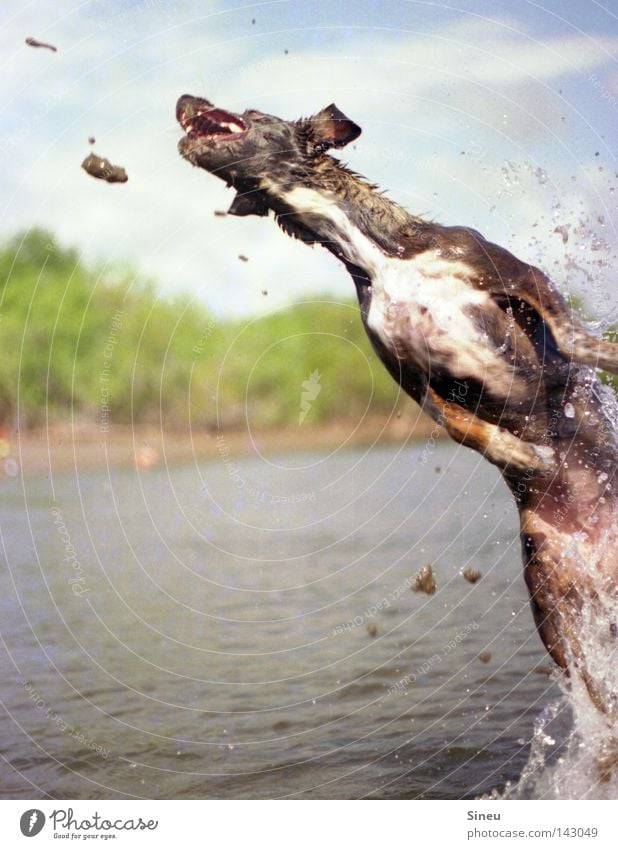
{"left": 0, "top": 229, "right": 399, "bottom": 429}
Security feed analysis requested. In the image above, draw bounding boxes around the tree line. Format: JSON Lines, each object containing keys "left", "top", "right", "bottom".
{"left": 0, "top": 229, "right": 401, "bottom": 430}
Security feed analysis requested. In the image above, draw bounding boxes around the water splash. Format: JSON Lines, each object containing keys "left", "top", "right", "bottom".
{"left": 487, "top": 153, "right": 618, "bottom": 799}
{"left": 492, "top": 594, "right": 618, "bottom": 799}
{"left": 495, "top": 157, "right": 618, "bottom": 334}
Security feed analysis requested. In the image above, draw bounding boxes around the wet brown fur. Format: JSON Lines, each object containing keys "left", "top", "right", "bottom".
{"left": 177, "top": 95, "right": 618, "bottom": 712}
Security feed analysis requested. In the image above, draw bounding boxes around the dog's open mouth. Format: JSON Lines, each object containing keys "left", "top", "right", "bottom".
{"left": 177, "top": 96, "right": 247, "bottom": 143}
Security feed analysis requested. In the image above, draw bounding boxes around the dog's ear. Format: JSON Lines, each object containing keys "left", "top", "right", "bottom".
{"left": 228, "top": 191, "right": 269, "bottom": 217}
{"left": 309, "top": 104, "right": 361, "bottom": 152}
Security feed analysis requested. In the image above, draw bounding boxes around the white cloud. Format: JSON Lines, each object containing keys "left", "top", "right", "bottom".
{"left": 1, "top": 3, "right": 617, "bottom": 318}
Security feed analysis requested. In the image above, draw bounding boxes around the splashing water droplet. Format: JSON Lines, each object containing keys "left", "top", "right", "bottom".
{"left": 534, "top": 166, "right": 549, "bottom": 185}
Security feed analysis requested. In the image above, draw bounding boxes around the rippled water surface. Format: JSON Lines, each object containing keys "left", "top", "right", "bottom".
{"left": 0, "top": 440, "right": 567, "bottom": 799}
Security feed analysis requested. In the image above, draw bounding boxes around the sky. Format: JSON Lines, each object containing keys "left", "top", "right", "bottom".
{"left": 1, "top": 0, "right": 618, "bottom": 319}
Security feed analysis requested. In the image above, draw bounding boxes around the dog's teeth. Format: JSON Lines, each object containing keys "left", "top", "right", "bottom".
{"left": 219, "top": 120, "right": 244, "bottom": 133}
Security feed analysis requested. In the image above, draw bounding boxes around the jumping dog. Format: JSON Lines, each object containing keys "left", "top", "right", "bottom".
{"left": 176, "top": 94, "right": 618, "bottom": 713}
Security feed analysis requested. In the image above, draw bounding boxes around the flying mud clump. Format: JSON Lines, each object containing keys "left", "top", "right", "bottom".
{"left": 25, "top": 37, "right": 57, "bottom": 52}
{"left": 81, "top": 153, "right": 128, "bottom": 184}
{"left": 412, "top": 564, "right": 436, "bottom": 595}
{"left": 463, "top": 567, "right": 482, "bottom": 584}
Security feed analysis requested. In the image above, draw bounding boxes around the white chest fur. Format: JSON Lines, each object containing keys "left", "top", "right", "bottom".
{"left": 280, "top": 186, "right": 511, "bottom": 382}
{"left": 366, "top": 253, "right": 498, "bottom": 380}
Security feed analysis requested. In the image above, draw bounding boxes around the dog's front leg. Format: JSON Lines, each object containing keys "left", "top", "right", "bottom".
{"left": 423, "top": 386, "right": 555, "bottom": 475}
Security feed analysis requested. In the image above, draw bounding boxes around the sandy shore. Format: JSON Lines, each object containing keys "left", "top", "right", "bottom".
{"left": 2, "top": 405, "right": 442, "bottom": 480}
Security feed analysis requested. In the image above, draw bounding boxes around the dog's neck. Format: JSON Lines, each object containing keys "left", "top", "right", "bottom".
{"left": 259, "top": 162, "right": 429, "bottom": 269}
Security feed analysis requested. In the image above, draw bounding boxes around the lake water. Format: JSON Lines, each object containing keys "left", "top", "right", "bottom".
{"left": 0, "top": 439, "right": 578, "bottom": 799}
